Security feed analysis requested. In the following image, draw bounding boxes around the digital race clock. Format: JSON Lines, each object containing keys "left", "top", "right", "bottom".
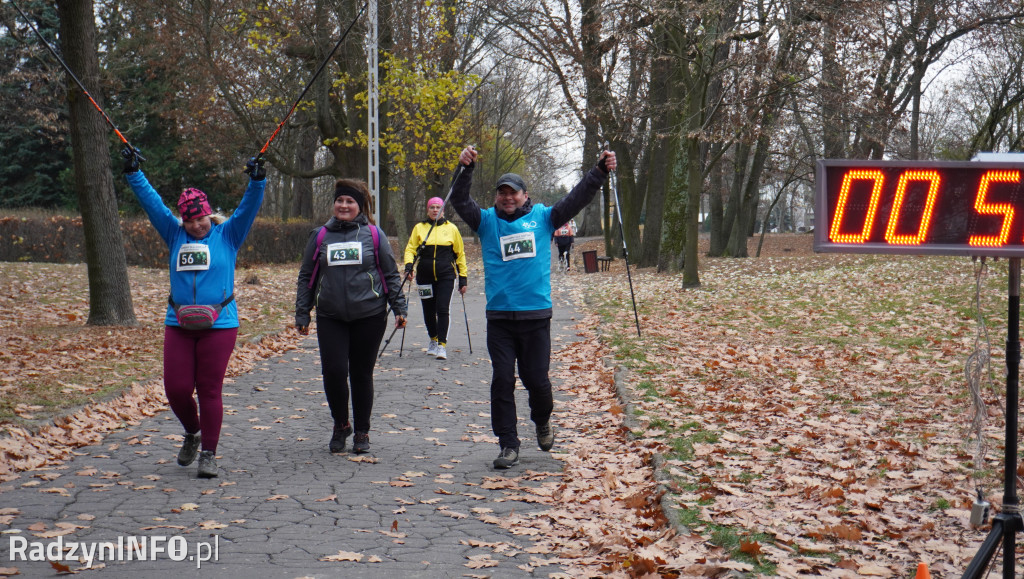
{"left": 815, "top": 159, "right": 1024, "bottom": 256}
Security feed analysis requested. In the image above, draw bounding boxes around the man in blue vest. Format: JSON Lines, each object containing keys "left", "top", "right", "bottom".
{"left": 450, "top": 146, "right": 617, "bottom": 468}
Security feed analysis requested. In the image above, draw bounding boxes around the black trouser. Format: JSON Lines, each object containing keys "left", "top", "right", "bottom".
{"left": 419, "top": 277, "right": 455, "bottom": 343}
{"left": 486, "top": 317, "right": 553, "bottom": 450}
{"left": 316, "top": 311, "right": 387, "bottom": 433}
{"left": 555, "top": 237, "right": 573, "bottom": 267}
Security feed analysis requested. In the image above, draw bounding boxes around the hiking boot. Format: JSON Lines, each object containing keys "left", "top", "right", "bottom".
{"left": 536, "top": 422, "right": 554, "bottom": 451}
{"left": 197, "top": 450, "right": 218, "bottom": 478}
{"left": 329, "top": 422, "right": 352, "bottom": 454}
{"left": 435, "top": 344, "right": 447, "bottom": 360}
{"left": 493, "top": 447, "right": 519, "bottom": 469}
{"left": 426, "top": 340, "right": 439, "bottom": 356}
{"left": 353, "top": 432, "right": 370, "bottom": 454}
{"left": 177, "top": 432, "right": 200, "bottom": 466}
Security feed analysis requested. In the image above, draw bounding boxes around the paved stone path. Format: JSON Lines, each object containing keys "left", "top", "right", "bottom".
{"left": 0, "top": 274, "right": 586, "bottom": 578}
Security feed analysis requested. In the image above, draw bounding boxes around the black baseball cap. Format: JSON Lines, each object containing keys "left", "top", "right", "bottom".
{"left": 495, "top": 173, "right": 526, "bottom": 193}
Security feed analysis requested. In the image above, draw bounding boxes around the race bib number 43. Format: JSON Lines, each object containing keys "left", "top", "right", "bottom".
{"left": 176, "top": 243, "right": 211, "bottom": 272}
{"left": 500, "top": 232, "right": 537, "bottom": 261}
{"left": 327, "top": 241, "right": 362, "bottom": 266}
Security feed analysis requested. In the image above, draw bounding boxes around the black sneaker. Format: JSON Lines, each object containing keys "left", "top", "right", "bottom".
{"left": 493, "top": 447, "right": 519, "bottom": 469}
{"left": 329, "top": 422, "right": 352, "bottom": 453}
{"left": 197, "top": 450, "right": 218, "bottom": 478}
{"left": 177, "top": 432, "right": 200, "bottom": 466}
{"left": 536, "top": 422, "right": 554, "bottom": 451}
{"left": 353, "top": 432, "right": 370, "bottom": 454}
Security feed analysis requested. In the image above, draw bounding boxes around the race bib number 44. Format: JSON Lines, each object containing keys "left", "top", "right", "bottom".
{"left": 500, "top": 232, "right": 537, "bottom": 261}
{"left": 176, "top": 243, "right": 211, "bottom": 272}
{"left": 327, "top": 241, "right": 362, "bottom": 266}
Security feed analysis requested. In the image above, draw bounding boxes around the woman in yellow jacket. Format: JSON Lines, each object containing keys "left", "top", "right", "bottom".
{"left": 403, "top": 197, "right": 468, "bottom": 360}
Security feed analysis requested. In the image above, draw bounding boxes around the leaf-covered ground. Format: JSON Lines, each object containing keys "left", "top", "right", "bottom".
{"left": 1, "top": 235, "right": 1018, "bottom": 577}
{"left": 0, "top": 262, "right": 304, "bottom": 475}
{"left": 538, "top": 235, "right": 1017, "bottom": 577}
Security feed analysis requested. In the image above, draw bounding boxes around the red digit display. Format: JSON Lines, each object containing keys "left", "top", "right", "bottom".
{"left": 816, "top": 160, "right": 1024, "bottom": 257}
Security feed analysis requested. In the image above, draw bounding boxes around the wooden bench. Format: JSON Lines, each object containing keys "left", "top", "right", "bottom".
{"left": 597, "top": 256, "right": 613, "bottom": 272}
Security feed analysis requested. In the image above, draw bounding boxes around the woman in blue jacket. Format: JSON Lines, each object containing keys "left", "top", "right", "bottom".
{"left": 122, "top": 147, "right": 266, "bottom": 478}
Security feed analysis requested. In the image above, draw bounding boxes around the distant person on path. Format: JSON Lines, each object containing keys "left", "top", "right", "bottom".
{"left": 122, "top": 147, "right": 266, "bottom": 478}
{"left": 552, "top": 218, "right": 577, "bottom": 272}
{"left": 403, "top": 196, "right": 469, "bottom": 361}
{"left": 295, "top": 180, "right": 407, "bottom": 455}
{"left": 449, "top": 146, "right": 617, "bottom": 469}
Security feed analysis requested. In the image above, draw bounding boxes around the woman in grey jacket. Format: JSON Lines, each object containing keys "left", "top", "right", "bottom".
{"left": 295, "top": 179, "right": 407, "bottom": 454}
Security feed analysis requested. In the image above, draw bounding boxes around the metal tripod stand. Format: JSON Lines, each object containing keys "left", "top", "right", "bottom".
{"left": 962, "top": 257, "right": 1023, "bottom": 579}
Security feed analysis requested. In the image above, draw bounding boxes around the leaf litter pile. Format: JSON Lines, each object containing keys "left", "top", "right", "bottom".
{"left": 1, "top": 239, "right": 1021, "bottom": 577}
{"left": 540, "top": 241, "right": 1019, "bottom": 577}
{"left": 0, "top": 262, "right": 304, "bottom": 477}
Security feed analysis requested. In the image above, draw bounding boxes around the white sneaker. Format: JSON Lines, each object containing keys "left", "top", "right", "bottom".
{"left": 426, "top": 340, "right": 439, "bottom": 356}
{"left": 435, "top": 344, "right": 447, "bottom": 360}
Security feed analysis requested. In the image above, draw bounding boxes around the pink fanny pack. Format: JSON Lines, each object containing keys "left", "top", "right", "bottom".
{"left": 169, "top": 295, "right": 234, "bottom": 330}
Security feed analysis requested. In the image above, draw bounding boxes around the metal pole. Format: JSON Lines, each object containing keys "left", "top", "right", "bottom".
{"left": 1003, "top": 257, "right": 1020, "bottom": 579}
{"left": 461, "top": 291, "right": 472, "bottom": 354}
{"left": 367, "top": 0, "right": 380, "bottom": 224}
{"left": 608, "top": 168, "right": 641, "bottom": 338}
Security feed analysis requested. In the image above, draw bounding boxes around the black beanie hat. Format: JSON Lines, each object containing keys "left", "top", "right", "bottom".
{"left": 335, "top": 184, "right": 366, "bottom": 209}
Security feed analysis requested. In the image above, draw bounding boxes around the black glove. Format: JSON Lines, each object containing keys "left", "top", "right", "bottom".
{"left": 244, "top": 156, "right": 266, "bottom": 181}
{"left": 404, "top": 263, "right": 414, "bottom": 274}
{"left": 121, "top": 146, "right": 142, "bottom": 174}
{"left": 597, "top": 152, "right": 609, "bottom": 174}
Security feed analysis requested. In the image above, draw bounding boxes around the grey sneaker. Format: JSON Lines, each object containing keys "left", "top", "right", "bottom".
{"left": 536, "top": 422, "right": 554, "bottom": 451}
{"left": 353, "top": 432, "right": 370, "bottom": 454}
{"left": 493, "top": 447, "right": 519, "bottom": 469}
{"left": 197, "top": 450, "right": 218, "bottom": 478}
{"left": 177, "top": 432, "right": 200, "bottom": 466}
{"left": 435, "top": 344, "right": 447, "bottom": 360}
{"left": 329, "top": 422, "right": 352, "bottom": 453}
{"left": 426, "top": 340, "right": 439, "bottom": 356}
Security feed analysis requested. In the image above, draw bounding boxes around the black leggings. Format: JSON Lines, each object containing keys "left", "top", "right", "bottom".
{"left": 315, "top": 311, "right": 387, "bottom": 432}
{"left": 555, "top": 237, "right": 573, "bottom": 267}
{"left": 419, "top": 277, "right": 455, "bottom": 343}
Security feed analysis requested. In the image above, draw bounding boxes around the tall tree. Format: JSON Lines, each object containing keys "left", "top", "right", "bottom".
{"left": 0, "top": 1, "right": 71, "bottom": 208}
{"left": 56, "top": 0, "right": 136, "bottom": 326}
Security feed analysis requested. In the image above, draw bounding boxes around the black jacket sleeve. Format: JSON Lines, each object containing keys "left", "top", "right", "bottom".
{"left": 295, "top": 228, "right": 320, "bottom": 327}
{"left": 376, "top": 229, "right": 408, "bottom": 318}
{"left": 549, "top": 165, "right": 608, "bottom": 230}
{"left": 450, "top": 163, "right": 482, "bottom": 232}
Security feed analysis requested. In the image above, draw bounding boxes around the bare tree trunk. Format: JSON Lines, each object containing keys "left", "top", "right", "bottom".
{"left": 723, "top": 142, "right": 749, "bottom": 255}
{"left": 821, "top": 17, "right": 845, "bottom": 159}
{"left": 682, "top": 74, "right": 705, "bottom": 288}
{"left": 639, "top": 46, "right": 674, "bottom": 267}
{"left": 291, "top": 117, "right": 317, "bottom": 219}
{"left": 57, "top": 0, "right": 136, "bottom": 326}
{"left": 578, "top": 123, "right": 604, "bottom": 237}
{"left": 706, "top": 144, "right": 725, "bottom": 255}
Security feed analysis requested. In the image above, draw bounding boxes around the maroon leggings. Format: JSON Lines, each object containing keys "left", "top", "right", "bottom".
{"left": 163, "top": 326, "right": 238, "bottom": 452}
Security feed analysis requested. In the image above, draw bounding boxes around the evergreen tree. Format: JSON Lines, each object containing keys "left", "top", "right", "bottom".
{"left": 0, "top": 1, "right": 73, "bottom": 208}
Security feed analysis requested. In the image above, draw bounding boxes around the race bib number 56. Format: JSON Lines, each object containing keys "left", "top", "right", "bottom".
{"left": 500, "top": 232, "right": 537, "bottom": 261}
{"left": 176, "top": 243, "right": 211, "bottom": 272}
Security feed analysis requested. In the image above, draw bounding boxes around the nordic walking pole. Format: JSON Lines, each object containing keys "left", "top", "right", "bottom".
{"left": 253, "top": 1, "right": 368, "bottom": 161}
{"left": 380, "top": 266, "right": 413, "bottom": 358}
{"left": 12, "top": 0, "right": 145, "bottom": 160}
{"left": 398, "top": 325, "right": 407, "bottom": 357}
{"left": 461, "top": 291, "right": 473, "bottom": 354}
{"left": 378, "top": 325, "right": 401, "bottom": 358}
{"left": 604, "top": 141, "right": 641, "bottom": 338}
